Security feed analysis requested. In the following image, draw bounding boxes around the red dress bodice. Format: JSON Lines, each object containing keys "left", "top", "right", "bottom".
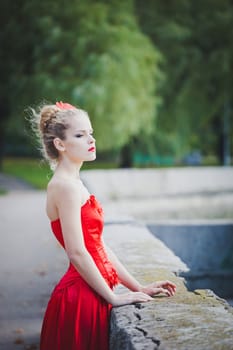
{"left": 51, "top": 195, "right": 118, "bottom": 291}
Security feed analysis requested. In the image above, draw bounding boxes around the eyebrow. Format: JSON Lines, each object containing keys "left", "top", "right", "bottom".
{"left": 75, "top": 129, "right": 93, "bottom": 133}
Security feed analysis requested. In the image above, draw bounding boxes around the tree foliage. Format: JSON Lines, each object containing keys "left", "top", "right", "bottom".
{"left": 2, "top": 0, "right": 161, "bottom": 157}
{"left": 1, "top": 0, "right": 232, "bottom": 165}
{"left": 72, "top": 2, "right": 162, "bottom": 151}
{"left": 135, "top": 0, "right": 233, "bottom": 161}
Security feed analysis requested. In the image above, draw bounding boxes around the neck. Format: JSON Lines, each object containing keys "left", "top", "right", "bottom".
{"left": 55, "top": 158, "right": 83, "bottom": 179}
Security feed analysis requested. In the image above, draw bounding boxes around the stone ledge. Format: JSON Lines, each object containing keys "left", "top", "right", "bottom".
{"left": 110, "top": 287, "right": 233, "bottom": 350}
{"left": 148, "top": 221, "right": 233, "bottom": 299}
{"left": 82, "top": 167, "right": 233, "bottom": 200}
{"left": 103, "top": 222, "right": 233, "bottom": 350}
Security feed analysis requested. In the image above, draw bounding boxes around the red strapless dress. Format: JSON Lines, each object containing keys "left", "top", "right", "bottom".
{"left": 40, "top": 195, "right": 118, "bottom": 350}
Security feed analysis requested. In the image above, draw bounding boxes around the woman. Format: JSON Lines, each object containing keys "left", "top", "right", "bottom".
{"left": 33, "top": 101, "right": 176, "bottom": 350}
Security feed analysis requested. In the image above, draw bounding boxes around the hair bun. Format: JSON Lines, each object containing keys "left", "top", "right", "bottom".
{"left": 40, "top": 105, "right": 59, "bottom": 133}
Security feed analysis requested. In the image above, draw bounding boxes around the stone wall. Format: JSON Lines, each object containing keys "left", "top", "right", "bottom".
{"left": 82, "top": 167, "right": 233, "bottom": 200}
{"left": 82, "top": 167, "right": 233, "bottom": 220}
{"left": 148, "top": 221, "right": 233, "bottom": 299}
{"left": 82, "top": 168, "right": 233, "bottom": 349}
{"left": 103, "top": 221, "right": 233, "bottom": 350}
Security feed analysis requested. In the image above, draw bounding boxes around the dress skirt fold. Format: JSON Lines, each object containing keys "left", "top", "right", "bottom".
{"left": 40, "top": 277, "right": 111, "bottom": 350}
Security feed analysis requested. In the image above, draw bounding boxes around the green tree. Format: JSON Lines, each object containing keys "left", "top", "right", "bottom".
{"left": 72, "top": 2, "right": 162, "bottom": 154}
{"left": 1, "top": 0, "right": 161, "bottom": 167}
{"left": 0, "top": 0, "right": 61, "bottom": 160}
{"left": 135, "top": 0, "right": 233, "bottom": 163}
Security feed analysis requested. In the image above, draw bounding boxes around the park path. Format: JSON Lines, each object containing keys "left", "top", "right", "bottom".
{"left": 0, "top": 174, "right": 34, "bottom": 192}
{"left": 0, "top": 184, "right": 68, "bottom": 350}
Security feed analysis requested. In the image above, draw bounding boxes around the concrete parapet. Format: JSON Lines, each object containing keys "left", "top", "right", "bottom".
{"left": 82, "top": 167, "right": 233, "bottom": 220}
{"left": 103, "top": 221, "right": 233, "bottom": 350}
{"left": 82, "top": 167, "right": 233, "bottom": 200}
{"left": 148, "top": 221, "right": 233, "bottom": 299}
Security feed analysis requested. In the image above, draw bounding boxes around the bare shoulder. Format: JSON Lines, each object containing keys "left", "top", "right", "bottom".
{"left": 47, "top": 177, "right": 81, "bottom": 202}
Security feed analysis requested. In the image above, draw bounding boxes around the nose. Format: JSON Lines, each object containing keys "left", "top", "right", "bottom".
{"left": 89, "top": 134, "right": 95, "bottom": 143}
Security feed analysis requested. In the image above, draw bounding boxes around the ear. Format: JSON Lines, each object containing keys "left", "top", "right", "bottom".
{"left": 53, "top": 137, "right": 66, "bottom": 152}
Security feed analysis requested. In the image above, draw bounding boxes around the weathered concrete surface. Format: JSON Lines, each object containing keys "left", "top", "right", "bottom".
{"left": 104, "top": 223, "right": 188, "bottom": 274}
{"left": 103, "top": 223, "right": 233, "bottom": 350}
{"left": 85, "top": 169, "right": 233, "bottom": 348}
{"left": 82, "top": 168, "right": 233, "bottom": 220}
{"left": 148, "top": 221, "right": 233, "bottom": 298}
{"left": 82, "top": 167, "right": 233, "bottom": 199}
{"left": 110, "top": 288, "right": 233, "bottom": 350}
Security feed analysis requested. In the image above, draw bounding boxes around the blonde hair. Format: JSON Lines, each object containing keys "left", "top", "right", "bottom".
{"left": 30, "top": 103, "right": 88, "bottom": 169}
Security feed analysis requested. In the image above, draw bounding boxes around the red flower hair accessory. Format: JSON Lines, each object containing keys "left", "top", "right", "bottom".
{"left": 56, "top": 101, "right": 76, "bottom": 110}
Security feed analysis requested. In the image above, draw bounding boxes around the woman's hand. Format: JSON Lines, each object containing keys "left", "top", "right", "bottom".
{"left": 141, "top": 280, "right": 177, "bottom": 297}
{"left": 110, "top": 280, "right": 176, "bottom": 306}
{"left": 111, "top": 291, "right": 153, "bottom": 307}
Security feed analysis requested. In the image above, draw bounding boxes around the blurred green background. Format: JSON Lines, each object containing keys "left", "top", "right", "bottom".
{"left": 1, "top": 0, "right": 232, "bottom": 188}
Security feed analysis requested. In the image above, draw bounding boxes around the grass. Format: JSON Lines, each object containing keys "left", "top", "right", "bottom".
{"left": 2, "top": 157, "right": 118, "bottom": 190}
{"left": 82, "top": 161, "right": 118, "bottom": 170}
{"left": 2, "top": 157, "right": 52, "bottom": 189}
{"left": 0, "top": 188, "right": 7, "bottom": 195}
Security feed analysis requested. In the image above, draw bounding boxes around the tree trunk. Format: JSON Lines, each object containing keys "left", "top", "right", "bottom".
{"left": 222, "top": 101, "right": 231, "bottom": 166}
{"left": 0, "top": 101, "right": 9, "bottom": 171}
{"left": 119, "top": 143, "right": 133, "bottom": 168}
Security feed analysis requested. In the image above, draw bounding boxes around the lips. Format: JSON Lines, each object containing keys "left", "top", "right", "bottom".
{"left": 88, "top": 147, "right": 96, "bottom": 152}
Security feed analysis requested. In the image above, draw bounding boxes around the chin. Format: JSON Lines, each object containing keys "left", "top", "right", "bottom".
{"left": 86, "top": 154, "right": 96, "bottom": 161}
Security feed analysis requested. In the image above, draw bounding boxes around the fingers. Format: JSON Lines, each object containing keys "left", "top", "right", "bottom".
{"left": 154, "top": 287, "right": 171, "bottom": 296}
{"left": 114, "top": 292, "right": 153, "bottom": 306}
{"left": 163, "top": 286, "right": 175, "bottom": 297}
{"left": 167, "top": 284, "right": 176, "bottom": 296}
{"left": 156, "top": 280, "right": 177, "bottom": 294}
{"left": 113, "top": 280, "right": 177, "bottom": 307}
{"left": 156, "top": 280, "right": 176, "bottom": 289}
{"left": 132, "top": 292, "right": 153, "bottom": 303}
{"left": 144, "top": 280, "right": 177, "bottom": 297}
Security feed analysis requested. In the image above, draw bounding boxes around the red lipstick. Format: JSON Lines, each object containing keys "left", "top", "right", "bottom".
{"left": 88, "top": 147, "right": 95, "bottom": 152}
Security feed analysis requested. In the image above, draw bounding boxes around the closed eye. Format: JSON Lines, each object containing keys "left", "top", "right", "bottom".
{"left": 74, "top": 129, "right": 94, "bottom": 137}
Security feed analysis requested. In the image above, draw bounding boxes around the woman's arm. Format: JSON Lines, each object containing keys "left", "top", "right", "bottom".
{"left": 104, "top": 243, "right": 142, "bottom": 291}
{"left": 105, "top": 243, "right": 176, "bottom": 297}
{"left": 53, "top": 181, "right": 153, "bottom": 306}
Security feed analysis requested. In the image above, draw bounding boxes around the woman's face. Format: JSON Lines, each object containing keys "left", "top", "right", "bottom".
{"left": 57, "top": 112, "right": 96, "bottom": 163}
